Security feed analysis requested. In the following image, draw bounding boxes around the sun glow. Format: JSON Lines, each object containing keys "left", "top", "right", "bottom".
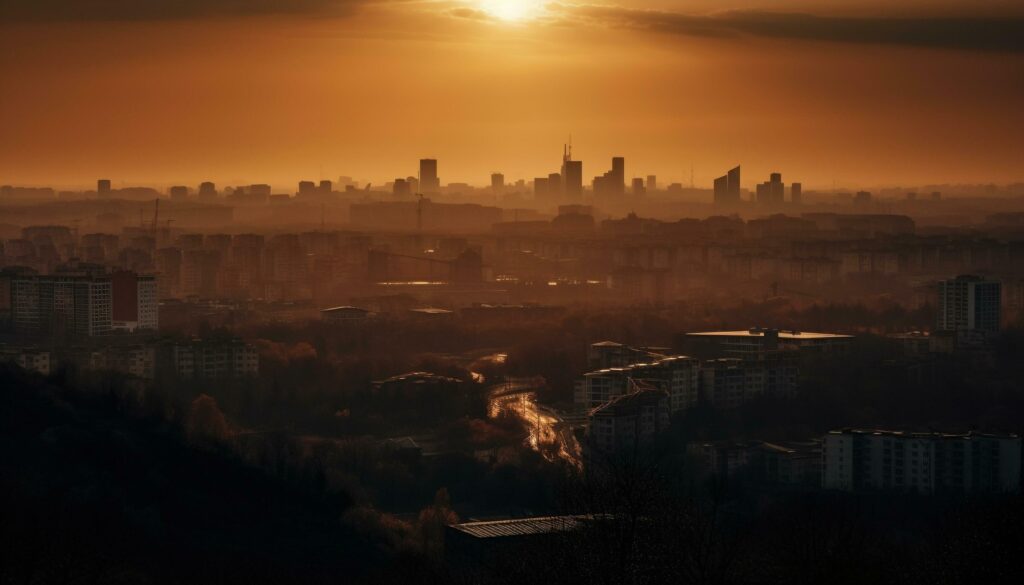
{"left": 479, "top": 0, "right": 544, "bottom": 22}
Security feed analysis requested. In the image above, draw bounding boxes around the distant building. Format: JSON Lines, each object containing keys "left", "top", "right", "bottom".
{"left": 12, "top": 275, "right": 113, "bottom": 337}
{"left": 646, "top": 175, "right": 657, "bottom": 192}
{"left": 420, "top": 159, "right": 440, "bottom": 192}
{"left": 110, "top": 270, "right": 159, "bottom": 332}
{"left": 165, "top": 338, "right": 259, "bottom": 380}
{"left": 320, "top": 306, "right": 371, "bottom": 323}
{"left": 790, "top": 182, "right": 802, "bottom": 204}
{"left": 631, "top": 178, "right": 646, "bottom": 196}
{"left": 713, "top": 166, "right": 741, "bottom": 205}
{"left": 823, "top": 429, "right": 1021, "bottom": 494}
{"left": 490, "top": 172, "right": 505, "bottom": 193}
{"left": 198, "top": 181, "right": 218, "bottom": 201}
{"left": 169, "top": 186, "right": 189, "bottom": 201}
{"left": 685, "top": 328, "right": 853, "bottom": 357}
{"left": 97, "top": 179, "right": 112, "bottom": 197}
{"left": 937, "top": 275, "right": 1001, "bottom": 334}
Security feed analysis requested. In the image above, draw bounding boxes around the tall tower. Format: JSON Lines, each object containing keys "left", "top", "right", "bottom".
{"left": 561, "top": 142, "right": 583, "bottom": 200}
{"left": 419, "top": 159, "right": 440, "bottom": 193}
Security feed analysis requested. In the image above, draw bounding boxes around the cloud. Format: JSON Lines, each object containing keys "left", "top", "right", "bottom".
{"left": 0, "top": 0, "right": 374, "bottom": 21}
{"left": 555, "top": 4, "right": 1024, "bottom": 53}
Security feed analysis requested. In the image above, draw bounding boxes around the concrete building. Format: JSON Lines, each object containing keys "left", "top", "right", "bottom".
{"left": 111, "top": 271, "right": 158, "bottom": 332}
{"left": 0, "top": 346, "right": 51, "bottom": 375}
{"left": 937, "top": 275, "right": 1001, "bottom": 334}
{"left": 823, "top": 429, "right": 1021, "bottom": 494}
{"left": 587, "top": 386, "right": 670, "bottom": 456}
{"left": 166, "top": 338, "right": 259, "bottom": 380}
{"left": 12, "top": 275, "right": 113, "bottom": 337}
{"left": 576, "top": 354, "right": 699, "bottom": 413}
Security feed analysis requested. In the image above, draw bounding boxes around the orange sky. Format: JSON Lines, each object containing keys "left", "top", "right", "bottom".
{"left": 1, "top": 1, "right": 1023, "bottom": 190}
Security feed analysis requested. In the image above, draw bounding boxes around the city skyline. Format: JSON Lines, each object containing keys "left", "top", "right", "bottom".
{"left": 2, "top": 1, "right": 1024, "bottom": 188}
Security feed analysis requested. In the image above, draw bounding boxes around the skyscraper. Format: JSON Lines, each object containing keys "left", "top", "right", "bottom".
{"left": 937, "top": 275, "right": 1001, "bottom": 334}
{"left": 632, "top": 178, "right": 646, "bottom": 196}
{"left": 491, "top": 173, "right": 505, "bottom": 193}
{"left": 169, "top": 186, "right": 188, "bottom": 201}
{"left": 612, "top": 157, "right": 625, "bottom": 194}
{"left": 97, "top": 179, "right": 112, "bottom": 197}
{"left": 790, "top": 182, "right": 802, "bottom": 205}
{"left": 419, "top": 159, "right": 440, "bottom": 192}
{"left": 713, "top": 166, "right": 741, "bottom": 205}
{"left": 646, "top": 175, "right": 657, "bottom": 192}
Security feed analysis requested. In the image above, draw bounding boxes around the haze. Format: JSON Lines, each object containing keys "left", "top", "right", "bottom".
{"left": 1, "top": 1, "right": 1023, "bottom": 189}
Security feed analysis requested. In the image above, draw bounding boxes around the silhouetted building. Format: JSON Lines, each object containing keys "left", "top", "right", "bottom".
{"left": 420, "top": 159, "right": 440, "bottom": 192}
{"left": 713, "top": 166, "right": 741, "bottom": 205}
{"left": 393, "top": 178, "right": 411, "bottom": 197}
{"left": 491, "top": 173, "right": 505, "bottom": 193}
{"left": 97, "top": 179, "right": 112, "bottom": 197}
{"left": 646, "top": 175, "right": 657, "bottom": 192}
{"left": 790, "top": 182, "right": 802, "bottom": 204}
{"left": 563, "top": 160, "right": 583, "bottom": 200}
{"left": 632, "top": 178, "right": 646, "bottom": 196}
{"left": 198, "top": 181, "right": 217, "bottom": 201}
{"left": 587, "top": 386, "right": 670, "bottom": 456}
{"left": 169, "top": 186, "right": 188, "bottom": 201}
{"left": 298, "top": 181, "right": 316, "bottom": 196}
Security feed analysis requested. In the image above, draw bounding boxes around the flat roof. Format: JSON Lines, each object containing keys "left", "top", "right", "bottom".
{"left": 687, "top": 330, "right": 853, "bottom": 340}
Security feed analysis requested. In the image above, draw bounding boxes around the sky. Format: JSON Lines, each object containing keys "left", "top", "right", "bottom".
{"left": 1, "top": 1, "right": 1023, "bottom": 190}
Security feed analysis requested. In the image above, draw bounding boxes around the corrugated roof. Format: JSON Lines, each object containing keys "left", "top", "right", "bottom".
{"left": 450, "top": 515, "right": 597, "bottom": 539}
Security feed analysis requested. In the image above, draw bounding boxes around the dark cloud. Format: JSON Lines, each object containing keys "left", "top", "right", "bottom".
{"left": 449, "top": 7, "right": 492, "bottom": 21}
{"left": 557, "top": 4, "right": 1024, "bottom": 53}
{"left": 0, "top": 0, "right": 373, "bottom": 21}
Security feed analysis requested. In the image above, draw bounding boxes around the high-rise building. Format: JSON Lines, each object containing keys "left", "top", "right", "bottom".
{"left": 298, "top": 181, "right": 316, "bottom": 196}
{"left": 593, "top": 157, "right": 626, "bottom": 197}
{"left": 318, "top": 180, "right": 333, "bottom": 194}
{"left": 393, "top": 178, "right": 411, "bottom": 197}
{"left": 713, "top": 166, "right": 741, "bottom": 205}
{"left": 533, "top": 177, "right": 550, "bottom": 198}
{"left": 491, "top": 173, "right": 505, "bottom": 193}
{"left": 11, "top": 275, "right": 113, "bottom": 337}
{"left": 937, "top": 275, "right": 1001, "bottom": 334}
{"left": 586, "top": 387, "right": 671, "bottom": 457}
{"left": 790, "top": 182, "right": 802, "bottom": 205}
{"left": 646, "top": 175, "right": 657, "bottom": 192}
{"left": 632, "top": 178, "right": 646, "bottom": 196}
{"left": 547, "top": 173, "right": 562, "bottom": 199}
{"left": 563, "top": 160, "right": 583, "bottom": 200}
{"left": 756, "top": 173, "right": 785, "bottom": 205}
{"left": 419, "top": 159, "right": 440, "bottom": 192}
{"left": 97, "top": 179, "right": 112, "bottom": 197}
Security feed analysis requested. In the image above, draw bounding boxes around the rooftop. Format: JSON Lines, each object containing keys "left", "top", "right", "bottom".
{"left": 829, "top": 428, "right": 1019, "bottom": 440}
{"left": 449, "top": 515, "right": 601, "bottom": 539}
{"left": 687, "top": 329, "right": 853, "bottom": 340}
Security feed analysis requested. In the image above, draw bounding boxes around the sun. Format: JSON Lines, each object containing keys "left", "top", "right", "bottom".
{"left": 479, "top": 0, "right": 544, "bottom": 22}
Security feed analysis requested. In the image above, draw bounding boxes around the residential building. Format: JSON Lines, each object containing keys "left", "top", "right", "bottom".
{"left": 937, "top": 275, "right": 1001, "bottom": 334}
{"left": 587, "top": 387, "right": 670, "bottom": 456}
{"left": 823, "top": 429, "right": 1021, "bottom": 494}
